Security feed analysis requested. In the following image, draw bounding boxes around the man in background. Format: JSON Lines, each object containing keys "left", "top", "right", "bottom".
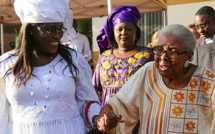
{"left": 68, "top": 19, "right": 92, "bottom": 64}
{"left": 194, "top": 6, "right": 215, "bottom": 47}
{"left": 187, "top": 23, "right": 200, "bottom": 39}
{"left": 192, "top": 6, "right": 215, "bottom": 73}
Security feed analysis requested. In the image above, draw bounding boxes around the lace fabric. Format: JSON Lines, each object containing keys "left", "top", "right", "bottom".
{"left": 0, "top": 49, "right": 100, "bottom": 134}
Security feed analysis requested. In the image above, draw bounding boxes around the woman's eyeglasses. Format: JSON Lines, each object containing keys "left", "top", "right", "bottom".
{"left": 153, "top": 47, "right": 189, "bottom": 59}
{"left": 37, "top": 26, "right": 67, "bottom": 35}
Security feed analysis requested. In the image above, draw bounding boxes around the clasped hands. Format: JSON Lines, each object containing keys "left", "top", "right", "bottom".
{"left": 94, "top": 104, "right": 124, "bottom": 133}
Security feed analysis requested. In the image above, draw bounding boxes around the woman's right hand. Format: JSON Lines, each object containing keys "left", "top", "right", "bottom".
{"left": 96, "top": 104, "right": 124, "bottom": 133}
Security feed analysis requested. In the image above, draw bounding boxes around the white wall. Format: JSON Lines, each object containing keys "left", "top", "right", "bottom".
{"left": 93, "top": 1, "right": 215, "bottom": 52}
{"left": 92, "top": 17, "right": 107, "bottom": 52}
{"left": 167, "top": 1, "right": 215, "bottom": 26}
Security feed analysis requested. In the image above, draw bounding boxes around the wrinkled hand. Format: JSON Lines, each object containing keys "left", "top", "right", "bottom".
{"left": 96, "top": 110, "right": 124, "bottom": 133}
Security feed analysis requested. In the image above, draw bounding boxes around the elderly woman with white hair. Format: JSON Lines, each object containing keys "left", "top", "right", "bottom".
{"left": 95, "top": 24, "right": 215, "bottom": 134}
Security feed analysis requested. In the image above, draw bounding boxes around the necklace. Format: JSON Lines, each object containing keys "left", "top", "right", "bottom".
{"left": 30, "top": 56, "right": 53, "bottom": 113}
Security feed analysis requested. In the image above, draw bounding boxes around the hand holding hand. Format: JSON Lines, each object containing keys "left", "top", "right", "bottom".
{"left": 96, "top": 104, "right": 124, "bottom": 133}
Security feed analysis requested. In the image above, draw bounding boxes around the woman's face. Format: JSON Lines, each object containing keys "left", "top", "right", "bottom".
{"left": 155, "top": 33, "right": 193, "bottom": 78}
{"left": 113, "top": 22, "right": 137, "bottom": 48}
{"left": 31, "top": 22, "right": 64, "bottom": 56}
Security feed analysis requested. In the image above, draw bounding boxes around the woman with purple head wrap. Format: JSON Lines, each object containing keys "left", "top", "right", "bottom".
{"left": 97, "top": 5, "right": 142, "bottom": 54}
{"left": 93, "top": 5, "right": 154, "bottom": 133}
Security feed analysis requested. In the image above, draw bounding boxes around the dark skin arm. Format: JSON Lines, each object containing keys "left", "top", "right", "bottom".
{"left": 95, "top": 104, "right": 124, "bottom": 133}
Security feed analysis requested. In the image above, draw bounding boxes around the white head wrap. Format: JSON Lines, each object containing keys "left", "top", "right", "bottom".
{"left": 14, "top": 0, "right": 76, "bottom": 43}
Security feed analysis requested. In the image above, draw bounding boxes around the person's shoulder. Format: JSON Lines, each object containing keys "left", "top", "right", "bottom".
{"left": 0, "top": 50, "right": 18, "bottom": 72}
{"left": 197, "top": 42, "right": 215, "bottom": 51}
{"left": 131, "top": 61, "right": 155, "bottom": 78}
{"left": 144, "top": 61, "right": 154, "bottom": 67}
{"left": 196, "top": 37, "right": 205, "bottom": 47}
{"left": 101, "top": 49, "right": 112, "bottom": 57}
{"left": 193, "top": 66, "right": 215, "bottom": 80}
{"left": 139, "top": 61, "right": 155, "bottom": 71}
{"left": 0, "top": 50, "right": 17, "bottom": 61}
{"left": 137, "top": 46, "right": 153, "bottom": 58}
{"left": 77, "top": 32, "right": 88, "bottom": 38}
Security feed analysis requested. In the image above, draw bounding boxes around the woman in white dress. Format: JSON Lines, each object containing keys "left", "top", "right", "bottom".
{"left": 0, "top": 0, "right": 101, "bottom": 134}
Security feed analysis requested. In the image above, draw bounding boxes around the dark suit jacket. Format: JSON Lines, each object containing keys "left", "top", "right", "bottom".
{"left": 191, "top": 42, "right": 215, "bottom": 73}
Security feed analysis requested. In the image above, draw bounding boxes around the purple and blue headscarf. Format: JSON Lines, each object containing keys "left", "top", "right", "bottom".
{"left": 97, "top": 5, "right": 141, "bottom": 54}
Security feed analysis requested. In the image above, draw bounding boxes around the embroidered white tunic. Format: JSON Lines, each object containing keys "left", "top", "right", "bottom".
{"left": 0, "top": 49, "right": 100, "bottom": 134}
{"left": 107, "top": 62, "right": 215, "bottom": 134}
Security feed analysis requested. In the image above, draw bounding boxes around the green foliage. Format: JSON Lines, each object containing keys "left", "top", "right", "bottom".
{"left": 79, "top": 19, "right": 92, "bottom": 49}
